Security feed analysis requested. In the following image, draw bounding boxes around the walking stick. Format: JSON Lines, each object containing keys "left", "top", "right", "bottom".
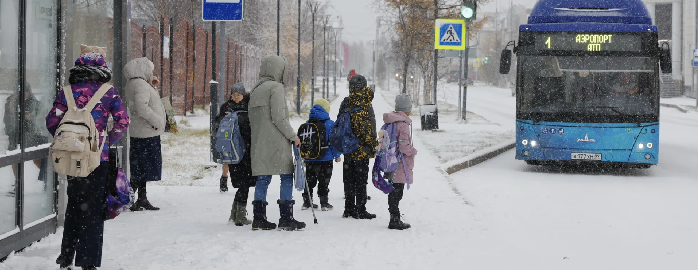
{"left": 294, "top": 145, "right": 318, "bottom": 224}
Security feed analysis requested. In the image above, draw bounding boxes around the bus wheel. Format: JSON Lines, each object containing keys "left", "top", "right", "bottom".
{"left": 638, "top": 164, "right": 652, "bottom": 169}
{"left": 525, "top": 160, "right": 540, "bottom": 166}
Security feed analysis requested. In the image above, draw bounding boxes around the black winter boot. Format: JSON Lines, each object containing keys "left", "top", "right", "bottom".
{"left": 301, "top": 189, "right": 318, "bottom": 210}
{"left": 354, "top": 206, "right": 377, "bottom": 219}
{"left": 388, "top": 214, "right": 411, "bottom": 230}
{"left": 342, "top": 201, "right": 356, "bottom": 218}
{"left": 319, "top": 196, "right": 333, "bottom": 211}
{"left": 136, "top": 185, "right": 160, "bottom": 211}
{"left": 354, "top": 186, "right": 375, "bottom": 219}
{"left": 277, "top": 200, "right": 306, "bottom": 231}
{"left": 56, "top": 254, "right": 73, "bottom": 269}
{"left": 252, "top": 201, "right": 276, "bottom": 230}
{"left": 220, "top": 176, "right": 229, "bottom": 192}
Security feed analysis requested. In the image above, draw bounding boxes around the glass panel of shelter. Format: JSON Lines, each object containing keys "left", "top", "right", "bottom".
{"left": 0, "top": 0, "right": 20, "bottom": 238}
{"left": 23, "top": 0, "right": 58, "bottom": 226}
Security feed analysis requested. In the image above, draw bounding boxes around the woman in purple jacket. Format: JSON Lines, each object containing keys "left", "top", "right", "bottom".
{"left": 46, "top": 53, "right": 129, "bottom": 270}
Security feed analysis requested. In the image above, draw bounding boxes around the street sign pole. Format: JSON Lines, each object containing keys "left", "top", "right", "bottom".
{"left": 203, "top": 0, "right": 243, "bottom": 163}
{"left": 462, "top": 30, "right": 469, "bottom": 121}
{"left": 210, "top": 22, "right": 218, "bottom": 163}
{"left": 694, "top": 49, "right": 698, "bottom": 107}
{"left": 457, "top": 50, "right": 462, "bottom": 118}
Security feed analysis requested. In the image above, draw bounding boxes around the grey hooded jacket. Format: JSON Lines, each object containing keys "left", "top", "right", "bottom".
{"left": 124, "top": 57, "right": 166, "bottom": 138}
{"left": 248, "top": 55, "right": 299, "bottom": 176}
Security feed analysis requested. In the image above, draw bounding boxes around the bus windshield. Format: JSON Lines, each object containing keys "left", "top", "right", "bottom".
{"left": 518, "top": 56, "right": 659, "bottom": 123}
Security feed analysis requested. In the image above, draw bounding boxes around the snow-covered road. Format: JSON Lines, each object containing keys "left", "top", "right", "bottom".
{"left": 446, "top": 83, "right": 698, "bottom": 269}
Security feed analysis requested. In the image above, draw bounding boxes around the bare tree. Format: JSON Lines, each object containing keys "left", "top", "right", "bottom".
{"left": 377, "top": 0, "right": 492, "bottom": 102}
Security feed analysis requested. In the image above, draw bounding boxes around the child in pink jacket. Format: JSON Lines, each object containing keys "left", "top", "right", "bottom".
{"left": 382, "top": 94, "right": 418, "bottom": 230}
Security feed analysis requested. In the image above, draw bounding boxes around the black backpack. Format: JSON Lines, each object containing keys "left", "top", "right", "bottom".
{"left": 297, "top": 119, "right": 329, "bottom": 160}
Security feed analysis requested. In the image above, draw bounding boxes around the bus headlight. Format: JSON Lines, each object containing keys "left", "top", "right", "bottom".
{"left": 638, "top": 143, "right": 644, "bottom": 149}
{"left": 522, "top": 140, "right": 528, "bottom": 146}
{"left": 645, "top": 154, "right": 651, "bottom": 159}
{"left": 530, "top": 141, "right": 537, "bottom": 147}
{"left": 646, "top": 143, "right": 653, "bottom": 149}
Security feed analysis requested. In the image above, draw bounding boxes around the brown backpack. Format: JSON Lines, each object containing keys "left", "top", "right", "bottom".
{"left": 50, "top": 84, "right": 111, "bottom": 177}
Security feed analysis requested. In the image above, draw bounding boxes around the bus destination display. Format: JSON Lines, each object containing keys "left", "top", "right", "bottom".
{"left": 535, "top": 33, "right": 642, "bottom": 52}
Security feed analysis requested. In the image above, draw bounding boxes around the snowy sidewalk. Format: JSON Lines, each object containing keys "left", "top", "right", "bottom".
{"left": 377, "top": 82, "right": 515, "bottom": 166}
{"left": 0, "top": 82, "right": 483, "bottom": 270}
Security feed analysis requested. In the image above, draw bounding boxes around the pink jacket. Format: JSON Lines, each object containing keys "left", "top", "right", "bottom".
{"left": 383, "top": 111, "right": 417, "bottom": 184}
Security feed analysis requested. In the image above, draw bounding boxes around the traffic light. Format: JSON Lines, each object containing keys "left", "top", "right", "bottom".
{"left": 462, "top": 0, "right": 476, "bottom": 20}
{"left": 484, "top": 56, "right": 488, "bottom": 64}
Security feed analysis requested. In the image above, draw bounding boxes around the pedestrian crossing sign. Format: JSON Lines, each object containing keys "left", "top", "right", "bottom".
{"left": 435, "top": 19, "right": 466, "bottom": 50}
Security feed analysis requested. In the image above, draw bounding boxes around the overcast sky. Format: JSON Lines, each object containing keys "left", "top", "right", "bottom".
{"left": 326, "top": 0, "right": 541, "bottom": 42}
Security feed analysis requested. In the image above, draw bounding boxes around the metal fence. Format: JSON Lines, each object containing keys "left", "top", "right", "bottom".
{"left": 130, "top": 19, "right": 263, "bottom": 116}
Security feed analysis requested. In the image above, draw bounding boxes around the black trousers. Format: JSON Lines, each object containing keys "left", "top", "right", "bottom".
{"left": 343, "top": 159, "right": 370, "bottom": 210}
{"left": 61, "top": 162, "right": 107, "bottom": 268}
{"left": 234, "top": 187, "right": 250, "bottom": 204}
{"left": 304, "top": 161, "right": 333, "bottom": 199}
{"left": 388, "top": 183, "right": 405, "bottom": 216}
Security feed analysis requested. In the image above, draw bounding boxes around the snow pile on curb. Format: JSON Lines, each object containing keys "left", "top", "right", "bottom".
{"left": 441, "top": 141, "right": 515, "bottom": 174}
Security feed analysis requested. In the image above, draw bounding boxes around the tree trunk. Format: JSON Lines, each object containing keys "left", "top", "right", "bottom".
{"left": 401, "top": 54, "right": 410, "bottom": 94}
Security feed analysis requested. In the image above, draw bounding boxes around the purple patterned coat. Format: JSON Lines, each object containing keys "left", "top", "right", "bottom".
{"left": 46, "top": 82, "right": 130, "bottom": 162}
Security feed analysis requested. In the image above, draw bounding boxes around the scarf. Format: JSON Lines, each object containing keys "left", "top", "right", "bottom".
{"left": 69, "top": 65, "right": 113, "bottom": 84}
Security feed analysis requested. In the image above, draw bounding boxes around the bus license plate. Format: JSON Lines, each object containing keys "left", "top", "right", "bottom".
{"left": 571, "top": 153, "right": 602, "bottom": 161}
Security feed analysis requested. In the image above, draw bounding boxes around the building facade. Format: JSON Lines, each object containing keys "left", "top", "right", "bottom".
{"left": 643, "top": 0, "right": 698, "bottom": 97}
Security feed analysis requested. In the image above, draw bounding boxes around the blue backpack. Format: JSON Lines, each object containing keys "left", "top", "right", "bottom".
{"left": 329, "top": 108, "right": 361, "bottom": 154}
{"left": 215, "top": 111, "right": 247, "bottom": 164}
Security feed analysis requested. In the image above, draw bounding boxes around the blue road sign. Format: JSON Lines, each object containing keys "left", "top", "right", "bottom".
{"left": 203, "top": 0, "right": 243, "bottom": 21}
{"left": 434, "top": 19, "right": 466, "bottom": 50}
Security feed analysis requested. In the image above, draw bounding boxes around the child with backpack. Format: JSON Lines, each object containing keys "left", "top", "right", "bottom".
{"left": 297, "top": 99, "right": 342, "bottom": 211}
{"left": 334, "top": 75, "right": 379, "bottom": 220}
{"left": 381, "top": 94, "right": 417, "bottom": 230}
{"left": 47, "top": 52, "right": 130, "bottom": 270}
{"left": 214, "top": 82, "right": 257, "bottom": 226}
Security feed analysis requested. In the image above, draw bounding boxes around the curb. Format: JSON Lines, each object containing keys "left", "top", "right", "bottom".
{"left": 442, "top": 142, "right": 516, "bottom": 175}
{"left": 661, "top": 103, "right": 689, "bottom": 113}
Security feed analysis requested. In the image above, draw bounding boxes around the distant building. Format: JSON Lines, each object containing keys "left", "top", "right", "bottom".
{"left": 473, "top": 6, "right": 532, "bottom": 87}
{"left": 642, "top": 0, "right": 698, "bottom": 97}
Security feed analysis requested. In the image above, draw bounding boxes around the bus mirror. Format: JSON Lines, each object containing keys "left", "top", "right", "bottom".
{"left": 500, "top": 49, "right": 512, "bottom": 74}
{"left": 659, "top": 47, "right": 672, "bottom": 74}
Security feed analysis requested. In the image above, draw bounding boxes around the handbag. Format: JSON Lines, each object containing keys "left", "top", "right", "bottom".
{"left": 293, "top": 145, "right": 306, "bottom": 191}
{"left": 161, "top": 97, "right": 178, "bottom": 133}
{"left": 105, "top": 146, "right": 135, "bottom": 220}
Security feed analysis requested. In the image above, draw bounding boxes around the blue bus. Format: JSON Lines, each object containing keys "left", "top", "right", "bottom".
{"left": 499, "top": 0, "right": 672, "bottom": 168}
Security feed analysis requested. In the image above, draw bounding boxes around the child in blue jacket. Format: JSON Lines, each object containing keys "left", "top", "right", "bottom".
{"left": 303, "top": 99, "right": 342, "bottom": 211}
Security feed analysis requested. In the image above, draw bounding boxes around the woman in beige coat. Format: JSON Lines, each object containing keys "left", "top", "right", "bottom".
{"left": 124, "top": 57, "right": 166, "bottom": 211}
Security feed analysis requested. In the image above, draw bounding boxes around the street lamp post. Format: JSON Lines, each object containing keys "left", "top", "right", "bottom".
{"left": 308, "top": 2, "right": 321, "bottom": 106}
{"left": 322, "top": 16, "right": 330, "bottom": 99}
{"left": 332, "top": 27, "right": 339, "bottom": 97}
{"left": 296, "top": 0, "right": 301, "bottom": 114}
{"left": 277, "top": 0, "right": 280, "bottom": 55}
